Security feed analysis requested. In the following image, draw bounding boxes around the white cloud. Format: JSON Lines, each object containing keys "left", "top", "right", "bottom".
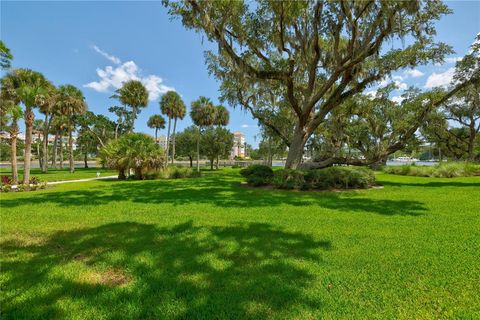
{"left": 425, "top": 67, "right": 455, "bottom": 88}
{"left": 391, "top": 96, "right": 404, "bottom": 104}
{"left": 404, "top": 69, "right": 424, "bottom": 78}
{"left": 84, "top": 60, "right": 174, "bottom": 101}
{"left": 365, "top": 90, "right": 377, "bottom": 99}
{"left": 241, "top": 124, "right": 249, "bottom": 128}
{"left": 92, "top": 45, "right": 121, "bottom": 64}
{"left": 445, "top": 57, "right": 462, "bottom": 64}
{"left": 378, "top": 76, "right": 407, "bottom": 90}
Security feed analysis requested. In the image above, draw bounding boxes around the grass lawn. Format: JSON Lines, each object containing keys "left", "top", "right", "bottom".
{"left": 1, "top": 169, "right": 479, "bottom": 319}
{"left": 0, "top": 167, "right": 117, "bottom": 182}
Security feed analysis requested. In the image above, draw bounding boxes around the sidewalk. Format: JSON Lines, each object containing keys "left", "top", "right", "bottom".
{"left": 47, "top": 175, "right": 118, "bottom": 185}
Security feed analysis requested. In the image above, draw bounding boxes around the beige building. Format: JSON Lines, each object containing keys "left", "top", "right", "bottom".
{"left": 231, "top": 131, "right": 245, "bottom": 159}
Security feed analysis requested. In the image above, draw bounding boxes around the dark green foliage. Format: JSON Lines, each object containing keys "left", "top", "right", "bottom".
{"left": 273, "top": 169, "right": 306, "bottom": 190}
{"left": 240, "top": 165, "right": 273, "bottom": 186}
{"left": 304, "top": 167, "right": 375, "bottom": 190}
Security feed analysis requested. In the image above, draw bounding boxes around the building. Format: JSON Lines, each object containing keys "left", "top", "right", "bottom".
{"left": 231, "top": 131, "right": 245, "bottom": 159}
{"left": 157, "top": 135, "right": 169, "bottom": 150}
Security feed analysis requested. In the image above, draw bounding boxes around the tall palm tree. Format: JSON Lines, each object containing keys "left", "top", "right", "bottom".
{"left": 33, "top": 119, "right": 44, "bottom": 169}
{"left": 160, "top": 91, "right": 184, "bottom": 164}
{"left": 38, "top": 86, "right": 57, "bottom": 172}
{"left": 190, "top": 96, "right": 217, "bottom": 172}
{"left": 113, "top": 80, "right": 148, "bottom": 132}
{"left": 3, "top": 69, "right": 53, "bottom": 185}
{"left": 50, "top": 115, "right": 68, "bottom": 168}
{"left": 2, "top": 104, "right": 22, "bottom": 184}
{"left": 57, "top": 85, "right": 87, "bottom": 173}
{"left": 147, "top": 114, "right": 166, "bottom": 143}
{"left": 213, "top": 105, "right": 230, "bottom": 168}
{"left": 170, "top": 98, "right": 186, "bottom": 164}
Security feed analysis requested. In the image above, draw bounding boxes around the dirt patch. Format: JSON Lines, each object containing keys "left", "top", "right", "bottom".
{"left": 83, "top": 268, "right": 133, "bottom": 287}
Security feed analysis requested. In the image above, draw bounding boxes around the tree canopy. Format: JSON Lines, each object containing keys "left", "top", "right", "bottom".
{"left": 164, "top": 0, "right": 470, "bottom": 168}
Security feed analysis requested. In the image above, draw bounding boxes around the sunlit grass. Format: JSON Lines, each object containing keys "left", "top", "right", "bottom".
{"left": 1, "top": 169, "right": 479, "bottom": 319}
{"left": 0, "top": 167, "right": 117, "bottom": 182}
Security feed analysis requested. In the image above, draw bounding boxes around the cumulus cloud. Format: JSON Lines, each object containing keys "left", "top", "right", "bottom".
{"left": 84, "top": 60, "right": 174, "bottom": 101}
{"left": 404, "top": 69, "right": 424, "bottom": 78}
{"left": 92, "top": 45, "right": 121, "bottom": 64}
{"left": 425, "top": 67, "right": 455, "bottom": 88}
{"left": 241, "top": 124, "right": 249, "bottom": 128}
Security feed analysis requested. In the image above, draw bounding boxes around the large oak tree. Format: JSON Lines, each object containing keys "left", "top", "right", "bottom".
{"left": 165, "top": 0, "right": 462, "bottom": 168}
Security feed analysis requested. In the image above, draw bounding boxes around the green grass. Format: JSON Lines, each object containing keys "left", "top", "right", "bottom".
{"left": 0, "top": 167, "right": 117, "bottom": 182}
{"left": 1, "top": 169, "right": 479, "bottom": 319}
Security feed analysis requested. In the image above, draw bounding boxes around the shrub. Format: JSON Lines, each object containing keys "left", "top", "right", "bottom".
{"left": 304, "top": 166, "right": 375, "bottom": 190}
{"left": 148, "top": 166, "right": 201, "bottom": 180}
{"left": 272, "top": 169, "right": 305, "bottom": 189}
{"left": 240, "top": 165, "right": 274, "bottom": 186}
{"left": 383, "top": 162, "right": 480, "bottom": 178}
{"left": 1, "top": 175, "right": 12, "bottom": 185}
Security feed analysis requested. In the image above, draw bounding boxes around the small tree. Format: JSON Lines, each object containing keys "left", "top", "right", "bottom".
{"left": 175, "top": 126, "right": 198, "bottom": 167}
{"left": 201, "top": 127, "right": 234, "bottom": 170}
{"left": 100, "top": 133, "right": 165, "bottom": 179}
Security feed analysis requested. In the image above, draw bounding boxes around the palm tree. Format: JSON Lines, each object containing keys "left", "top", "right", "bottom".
{"left": 147, "top": 114, "right": 166, "bottom": 143}
{"left": 33, "top": 119, "right": 44, "bottom": 168}
{"left": 215, "top": 105, "right": 229, "bottom": 127}
{"left": 38, "top": 86, "right": 57, "bottom": 172}
{"left": 213, "top": 105, "right": 230, "bottom": 168}
{"left": 113, "top": 80, "right": 148, "bottom": 132}
{"left": 190, "top": 96, "right": 217, "bottom": 172}
{"left": 160, "top": 91, "right": 184, "bottom": 164}
{"left": 3, "top": 69, "right": 53, "bottom": 185}
{"left": 57, "top": 85, "right": 87, "bottom": 173}
{"left": 50, "top": 115, "right": 68, "bottom": 168}
{"left": 2, "top": 104, "right": 22, "bottom": 184}
{"left": 170, "top": 98, "right": 186, "bottom": 164}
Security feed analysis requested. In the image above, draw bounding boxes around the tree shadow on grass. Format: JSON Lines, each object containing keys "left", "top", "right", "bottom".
{"left": 379, "top": 180, "right": 480, "bottom": 188}
{"left": 2, "top": 173, "right": 427, "bottom": 216}
{"left": 1, "top": 221, "right": 331, "bottom": 319}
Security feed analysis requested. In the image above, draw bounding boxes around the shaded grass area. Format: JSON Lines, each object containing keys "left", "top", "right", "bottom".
{"left": 0, "top": 167, "right": 117, "bottom": 182}
{"left": 1, "top": 169, "right": 479, "bottom": 319}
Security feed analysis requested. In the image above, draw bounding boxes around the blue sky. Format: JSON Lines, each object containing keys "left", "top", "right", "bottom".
{"left": 1, "top": 1, "right": 479, "bottom": 147}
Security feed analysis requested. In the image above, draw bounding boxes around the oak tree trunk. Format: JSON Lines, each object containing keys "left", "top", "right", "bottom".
{"left": 285, "top": 126, "right": 309, "bottom": 169}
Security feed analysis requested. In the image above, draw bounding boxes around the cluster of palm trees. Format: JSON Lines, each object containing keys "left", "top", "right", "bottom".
{"left": 147, "top": 94, "right": 230, "bottom": 171}
{"left": 148, "top": 91, "right": 186, "bottom": 165}
{"left": 1, "top": 69, "right": 87, "bottom": 185}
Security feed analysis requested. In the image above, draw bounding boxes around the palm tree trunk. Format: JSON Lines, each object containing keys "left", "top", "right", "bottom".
{"left": 41, "top": 113, "right": 50, "bottom": 173}
{"left": 196, "top": 126, "right": 201, "bottom": 172}
{"left": 10, "top": 122, "right": 19, "bottom": 185}
{"left": 59, "top": 136, "right": 64, "bottom": 169}
{"left": 37, "top": 133, "right": 42, "bottom": 171}
{"left": 171, "top": 118, "right": 177, "bottom": 165}
{"left": 52, "top": 133, "right": 58, "bottom": 168}
{"left": 155, "top": 127, "right": 158, "bottom": 143}
{"left": 68, "top": 124, "right": 74, "bottom": 173}
{"left": 23, "top": 108, "right": 34, "bottom": 186}
{"left": 166, "top": 118, "right": 171, "bottom": 165}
